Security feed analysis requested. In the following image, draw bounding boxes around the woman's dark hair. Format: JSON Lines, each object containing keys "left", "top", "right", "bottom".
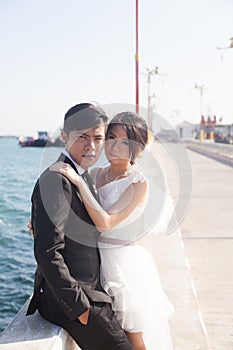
{"left": 106, "top": 111, "right": 148, "bottom": 162}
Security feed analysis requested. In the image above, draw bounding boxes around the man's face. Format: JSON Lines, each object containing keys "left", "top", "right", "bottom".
{"left": 64, "top": 124, "right": 106, "bottom": 170}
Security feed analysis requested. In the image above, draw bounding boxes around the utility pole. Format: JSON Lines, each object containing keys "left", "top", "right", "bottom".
{"left": 194, "top": 83, "right": 205, "bottom": 142}
{"left": 194, "top": 83, "right": 205, "bottom": 117}
{"left": 135, "top": 0, "right": 139, "bottom": 113}
{"left": 146, "top": 66, "right": 159, "bottom": 131}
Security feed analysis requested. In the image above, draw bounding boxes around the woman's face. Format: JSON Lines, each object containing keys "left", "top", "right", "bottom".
{"left": 105, "top": 125, "right": 131, "bottom": 166}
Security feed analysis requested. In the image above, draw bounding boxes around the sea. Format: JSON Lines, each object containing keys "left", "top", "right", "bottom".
{"left": 0, "top": 137, "right": 65, "bottom": 333}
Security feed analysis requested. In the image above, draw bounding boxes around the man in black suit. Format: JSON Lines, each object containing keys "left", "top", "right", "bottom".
{"left": 27, "top": 103, "right": 133, "bottom": 350}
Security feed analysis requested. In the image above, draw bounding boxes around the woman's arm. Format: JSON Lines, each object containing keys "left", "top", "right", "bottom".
{"left": 50, "top": 162, "right": 147, "bottom": 232}
{"left": 78, "top": 176, "right": 146, "bottom": 231}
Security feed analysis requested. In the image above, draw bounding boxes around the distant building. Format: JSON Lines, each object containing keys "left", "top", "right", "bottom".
{"left": 154, "top": 128, "right": 179, "bottom": 143}
{"left": 200, "top": 115, "right": 217, "bottom": 139}
{"left": 176, "top": 121, "right": 197, "bottom": 140}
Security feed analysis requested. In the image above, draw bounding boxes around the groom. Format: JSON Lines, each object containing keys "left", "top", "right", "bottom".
{"left": 27, "top": 103, "right": 133, "bottom": 350}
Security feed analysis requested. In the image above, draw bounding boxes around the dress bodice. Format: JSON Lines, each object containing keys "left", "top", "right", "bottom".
{"left": 96, "top": 163, "right": 148, "bottom": 245}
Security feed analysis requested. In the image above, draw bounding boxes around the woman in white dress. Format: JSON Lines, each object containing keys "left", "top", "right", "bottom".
{"left": 51, "top": 112, "right": 174, "bottom": 350}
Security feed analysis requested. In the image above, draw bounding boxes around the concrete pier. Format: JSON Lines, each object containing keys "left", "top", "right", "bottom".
{"left": 0, "top": 298, "right": 79, "bottom": 349}
{"left": 140, "top": 141, "right": 233, "bottom": 350}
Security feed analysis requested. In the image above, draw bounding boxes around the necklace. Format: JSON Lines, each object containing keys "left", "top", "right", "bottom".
{"left": 105, "top": 167, "right": 128, "bottom": 183}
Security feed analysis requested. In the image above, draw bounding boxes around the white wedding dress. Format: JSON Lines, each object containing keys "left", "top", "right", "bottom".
{"left": 96, "top": 163, "right": 174, "bottom": 350}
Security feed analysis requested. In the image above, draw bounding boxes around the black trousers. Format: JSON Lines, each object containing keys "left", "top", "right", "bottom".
{"left": 38, "top": 293, "right": 133, "bottom": 350}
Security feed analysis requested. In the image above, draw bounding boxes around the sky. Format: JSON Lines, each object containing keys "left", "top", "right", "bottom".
{"left": 0, "top": 0, "right": 233, "bottom": 136}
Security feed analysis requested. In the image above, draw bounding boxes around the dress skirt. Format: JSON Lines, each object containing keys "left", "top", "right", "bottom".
{"left": 99, "top": 243, "right": 174, "bottom": 350}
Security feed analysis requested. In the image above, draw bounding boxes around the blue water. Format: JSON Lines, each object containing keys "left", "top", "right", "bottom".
{"left": 0, "top": 137, "right": 63, "bottom": 333}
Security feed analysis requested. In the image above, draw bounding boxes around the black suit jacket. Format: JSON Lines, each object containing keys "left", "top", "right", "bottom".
{"left": 27, "top": 154, "right": 111, "bottom": 320}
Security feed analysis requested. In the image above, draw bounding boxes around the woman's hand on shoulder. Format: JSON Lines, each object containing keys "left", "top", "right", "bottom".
{"left": 49, "top": 161, "right": 80, "bottom": 187}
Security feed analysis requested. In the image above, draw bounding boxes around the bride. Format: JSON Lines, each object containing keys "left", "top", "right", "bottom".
{"left": 50, "top": 111, "right": 174, "bottom": 350}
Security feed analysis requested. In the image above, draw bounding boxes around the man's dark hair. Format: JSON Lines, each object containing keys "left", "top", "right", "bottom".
{"left": 63, "top": 103, "right": 108, "bottom": 134}
{"left": 107, "top": 111, "right": 148, "bottom": 162}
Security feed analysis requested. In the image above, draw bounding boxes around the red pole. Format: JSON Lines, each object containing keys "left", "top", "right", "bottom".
{"left": 135, "top": 0, "right": 139, "bottom": 113}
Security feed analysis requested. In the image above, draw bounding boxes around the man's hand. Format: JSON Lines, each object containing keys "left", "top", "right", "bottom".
{"left": 27, "top": 219, "right": 34, "bottom": 237}
{"left": 78, "top": 309, "right": 90, "bottom": 325}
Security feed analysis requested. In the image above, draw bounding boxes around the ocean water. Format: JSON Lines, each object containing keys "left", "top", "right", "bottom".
{"left": 0, "top": 137, "right": 63, "bottom": 333}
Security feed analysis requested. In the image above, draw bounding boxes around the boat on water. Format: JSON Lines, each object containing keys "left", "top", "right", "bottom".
{"left": 18, "top": 131, "right": 64, "bottom": 147}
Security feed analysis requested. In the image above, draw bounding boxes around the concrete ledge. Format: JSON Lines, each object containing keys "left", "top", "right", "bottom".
{"left": 0, "top": 297, "right": 80, "bottom": 350}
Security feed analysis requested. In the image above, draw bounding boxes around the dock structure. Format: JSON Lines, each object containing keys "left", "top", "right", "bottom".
{"left": 185, "top": 140, "right": 233, "bottom": 167}
{"left": 145, "top": 141, "right": 233, "bottom": 350}
{"left": 0, "top": 140, "right": 232, "bottom": 349}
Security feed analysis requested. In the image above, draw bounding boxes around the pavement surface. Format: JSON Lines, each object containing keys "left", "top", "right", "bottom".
{"left": 139, "top": 141, "right": 233, "bottom": 350}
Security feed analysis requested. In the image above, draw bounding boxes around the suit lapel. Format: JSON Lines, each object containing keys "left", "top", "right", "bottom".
{"left": 56, "top": 154, "right": 83, "bottom": 202}
{"left": 57, "top": 154, "right": 77, "bottom": 172}
{"left": 57, "top": 153, "right": 100, "bottom": 203}
{"left": 81, "top": 171, "right": 100, "bottom": 203}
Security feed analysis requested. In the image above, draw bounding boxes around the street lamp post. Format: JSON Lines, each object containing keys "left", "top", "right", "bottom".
{"left": 146, "top": 67, "right": 159, "bottom": 131}
{"left": 194, "top": 83, "right": 205, "bottom": 142}
{"left": 216, "top": 37, "right": 233, "bottom": 63}
{"left": 194, "top": 83, "right": 205, "bottom": 117}
{"left": 216, "top": 37, "right": 233, "bottom": 50}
